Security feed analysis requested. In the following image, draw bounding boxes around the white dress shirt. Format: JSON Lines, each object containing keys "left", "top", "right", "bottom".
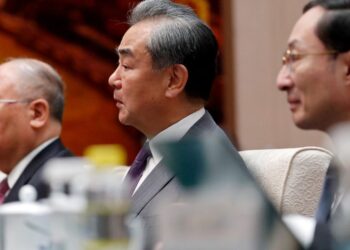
{"left": 133, "top": 108, "right": 205, "bottom": 194}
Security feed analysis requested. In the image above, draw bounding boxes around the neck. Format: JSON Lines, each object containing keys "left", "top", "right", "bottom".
{"left": 0, "top": 121, "right": 61, "bottom": 174}
{"left": 144, "top": 103, "right": 204, "bottom": 139}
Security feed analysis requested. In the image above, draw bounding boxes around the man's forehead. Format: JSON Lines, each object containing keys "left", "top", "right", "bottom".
{"left": 0, "top": 67, "right": 11, "bottom": 82}
{"left": 116, "top": 40, "right": 148, "bottom": 59}
{"left": 0, "top": 76, "right": 16, "bottom": 94}
{"left": 288, "top": 6, "right": 326, "bottom": 49}
{"left": 117, "top": 21, "right": 153, "bottom": 52}
{"left": 0, "top": 66, "right": 20, "bottom": 89}
{"left": 116, "top": 38, "right": 151, "bottom": 60}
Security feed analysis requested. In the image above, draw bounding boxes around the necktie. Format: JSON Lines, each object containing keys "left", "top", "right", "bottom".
{"left": 316, "top": 163, "right": 338, "bottom": 223}
{"left": 0, "top": 178, "right": 9, "bottom": 204}
{"left": 126, "top": 143, "right": 152, "bottom": 196}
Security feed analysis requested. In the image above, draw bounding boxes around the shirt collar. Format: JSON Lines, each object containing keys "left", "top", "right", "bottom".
{"left": 149, "top": 108, "right": 205, "bottom": 165}
{"left": 7, "top": 137, "right": 58, "bottom": 188}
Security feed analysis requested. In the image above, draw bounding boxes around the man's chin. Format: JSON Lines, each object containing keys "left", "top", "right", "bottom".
{"left": 293, "top": 117, "right": 317, "bottom": 130}
{"left": 118, "top": 114, "right": 128, "bottom": 126}
{"left": 292, "top": 113, "right": 309, "bottom": 129}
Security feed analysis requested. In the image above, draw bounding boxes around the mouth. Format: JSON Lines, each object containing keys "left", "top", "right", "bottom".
{"left": 116, "top": 101, "right": 124, "bottom": 109}
{"left": 287, "top": 98, "right": 301, "bottom": 112}
{"left": 113, "top": 93, "right": 123, "bottom": 108}
{"left": 114, "top": 99, "right": 123, "bottom": 109}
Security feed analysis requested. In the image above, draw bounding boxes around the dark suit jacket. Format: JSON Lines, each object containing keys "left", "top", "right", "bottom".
{"left": 130, "top": 111, "right": 247, "bottom": 249}
{"left": 310, "top": 161, "right": 338, "bottom": 250}
{"left": 4, "top": 138, "right": 73, "bottom": 203}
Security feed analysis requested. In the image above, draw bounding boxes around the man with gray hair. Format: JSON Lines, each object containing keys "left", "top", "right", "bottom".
{"left": 0, "top": 58, "right": 72, "bottom": 203}
{"left": 108, "top": 0, "right": 247, "bottom": 248}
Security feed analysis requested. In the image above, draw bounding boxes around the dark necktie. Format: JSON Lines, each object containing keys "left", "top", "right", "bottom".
{"left": 125, "top": 143, "right": 152, "bottom": 196}
{"left": 316, "top": 163, "right": 338, "bottom": 223}
{"left": 0, "top": 178, "right": 9, "bottom": 204}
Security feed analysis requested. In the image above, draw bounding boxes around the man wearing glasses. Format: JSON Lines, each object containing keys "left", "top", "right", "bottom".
{"left": 277, "top": 0, "right": 350, "bottom": 249}
{"left": 0, "top": 58, "right": 72, "bottom": 204}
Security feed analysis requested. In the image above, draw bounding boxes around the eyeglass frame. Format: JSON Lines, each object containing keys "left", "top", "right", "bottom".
{"left": 282, "top": 48, "right": 337, "bottom": 71}
{"left": 0, "top": 99, "right": 32, "bottom": 104}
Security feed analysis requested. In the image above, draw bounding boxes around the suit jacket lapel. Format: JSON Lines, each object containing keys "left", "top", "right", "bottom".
{"left": 5, "top": 139, "right": 70, "bottom": 202}
{"left": 131, "top": 161, "right": 175, "bottom": 215}
{"left": 130, "top": 111, "right": 214, "bottom": 215}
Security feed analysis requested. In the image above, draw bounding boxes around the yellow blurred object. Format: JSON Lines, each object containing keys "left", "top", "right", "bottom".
{"left": 83, "top": 144, "right": 132, "bottom": 250}
{"left": 84, "top": 144, "right": 127, "bottom": 167}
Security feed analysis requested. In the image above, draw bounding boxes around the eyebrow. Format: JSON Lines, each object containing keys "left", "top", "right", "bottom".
{"left": 116, "top": 47, "right": 134, "bottom": 57}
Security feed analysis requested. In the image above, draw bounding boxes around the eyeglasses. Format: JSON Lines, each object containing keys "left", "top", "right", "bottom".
{"left": 0, "top": 99, "right": 31, "bottom": 105}
{"left": 282, "top": 49, "right": 337, "bottom": 70}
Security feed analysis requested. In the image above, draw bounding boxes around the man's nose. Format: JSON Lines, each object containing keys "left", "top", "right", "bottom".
{"left": 108, "top": 66, "right": 121, "bottom": 88}
{"left": 276, "top": 66, "right": 293, "bottom": 91}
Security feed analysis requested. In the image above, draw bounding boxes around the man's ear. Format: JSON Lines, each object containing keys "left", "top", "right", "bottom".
{"left": 165, "top": 64, "right": 188, "bottom": 98}
{"left": 28, "top": 99, "right": 50, "bottom": 128}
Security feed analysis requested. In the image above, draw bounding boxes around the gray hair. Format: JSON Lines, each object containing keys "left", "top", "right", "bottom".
{"left": 4, "top": 58, "right": 65, "bottom": 122}
{"left": 128, "top": 0, "right": 218, "bottom": 100}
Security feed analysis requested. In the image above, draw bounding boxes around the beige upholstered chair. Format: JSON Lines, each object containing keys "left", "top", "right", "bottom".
{"left": 239, "top": 147, "right": 333, "bottom": 217}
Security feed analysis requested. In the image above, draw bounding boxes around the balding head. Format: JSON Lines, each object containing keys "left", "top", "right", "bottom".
{"left": 0, "top": 58, "right": 65, "bottom": 122}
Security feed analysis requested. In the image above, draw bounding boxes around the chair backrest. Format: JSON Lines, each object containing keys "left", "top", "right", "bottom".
{"left": 239, "top": 147, "right": 333, "bottom": 217}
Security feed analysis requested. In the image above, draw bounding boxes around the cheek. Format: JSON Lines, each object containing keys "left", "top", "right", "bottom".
{"left": 299, "top": 78, "right": 331, "bottom": 114}
{"left": 0, "top": 120, "right": 14, "bottom": 144}
{"left": 294, "top": 66, "right": 319, "bottom": 96}
{"left": 123, "top": 69, "right": 167, "bottom": 102}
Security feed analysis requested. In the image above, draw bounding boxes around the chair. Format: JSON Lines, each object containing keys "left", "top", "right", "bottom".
{"left": 239, "top": 147, "right": 333, "bottom": 217}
